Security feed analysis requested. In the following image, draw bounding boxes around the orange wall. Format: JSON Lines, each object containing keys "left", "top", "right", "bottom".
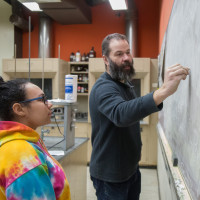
{"left": 135, "top": 0, "right": 160, "bottom": 58}
{"left": 159, "top": 0, "right": 174, "bottom": 51}
{"left": 52, "top": 3, "right": 125, "bottom": 60}
{"left": 23, "top": 1, "right": 160, "bottom": 60}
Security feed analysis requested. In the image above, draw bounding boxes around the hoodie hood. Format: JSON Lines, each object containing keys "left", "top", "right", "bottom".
{"left": 0, "top": 121, "right": 40, "bottom": 147}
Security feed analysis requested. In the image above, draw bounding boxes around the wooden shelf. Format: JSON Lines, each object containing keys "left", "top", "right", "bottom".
{"left": 76, "top": 118, "right": 88, "bottom": 122}
{"left": 77, "top": 93, "right": 88, "bottom": 96}
{"left": 71, "top": 71, "right": 88, "bottom": 74}
{"left": 69, "top": 61, "right": 88, "bottom": 65}
{"left": 78, "top": 82, "right": 88, "bottom": 84}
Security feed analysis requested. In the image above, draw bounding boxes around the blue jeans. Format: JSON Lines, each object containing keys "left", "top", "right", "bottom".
{"left": 91, "top": 168, "right": 141, "bottom": 200}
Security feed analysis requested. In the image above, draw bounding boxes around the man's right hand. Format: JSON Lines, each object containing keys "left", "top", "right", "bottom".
{"left": 153, "top": 64, "right": 190, "bottom": 105}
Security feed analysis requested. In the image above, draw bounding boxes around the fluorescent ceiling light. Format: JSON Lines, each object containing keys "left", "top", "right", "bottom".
{"left": 18, "top": 0, "right": 61, "bottom": 2}
{"left": 22, "top": 2, "right": 42, "bottom": 11}
{"left": 34, "top": 0, "right": 61, "bottom": 2}
{"left": 109, "top": 0, "right": 127, "bottom": 10}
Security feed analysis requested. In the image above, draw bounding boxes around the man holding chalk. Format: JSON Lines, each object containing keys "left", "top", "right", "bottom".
{"left": 89, "top": 33, "right": 189, "bottom": 200}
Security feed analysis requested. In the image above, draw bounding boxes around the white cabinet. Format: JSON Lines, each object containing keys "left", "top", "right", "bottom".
{"left": 2, "top": 58, "right": 69, "bottom": 99}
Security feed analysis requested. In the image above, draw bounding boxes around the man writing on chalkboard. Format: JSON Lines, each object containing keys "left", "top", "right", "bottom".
{"left": 89, "top": 33, "right": 189, "bottom": 200}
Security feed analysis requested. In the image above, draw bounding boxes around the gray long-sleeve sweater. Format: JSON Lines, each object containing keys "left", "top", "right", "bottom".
{"left": 89, "top": 72, "right": 162, "bottom": 182}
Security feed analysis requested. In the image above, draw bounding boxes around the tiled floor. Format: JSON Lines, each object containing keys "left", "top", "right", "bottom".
{"left": 87, "top": 167, "right": 160, "bottom": 200}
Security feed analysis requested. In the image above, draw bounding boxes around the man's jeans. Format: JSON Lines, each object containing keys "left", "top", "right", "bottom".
{"left": 91, "top": 168, "right": 141, "bottom": 200}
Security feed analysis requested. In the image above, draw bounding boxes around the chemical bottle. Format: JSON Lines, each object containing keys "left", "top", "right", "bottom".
{"left": 85, "top": 53, "right": 89, "bottom": 61}
{"left": 81, "top": 53, "right": 86, "bottom": 61}
{"left": 75, "top": 50, "right": 81, "bottom": 62}
{"left": 89, "top": 47, "right": 96, "bottom": 58}
{"left": 70, "top": 52, "right": 75, "bottom": 62}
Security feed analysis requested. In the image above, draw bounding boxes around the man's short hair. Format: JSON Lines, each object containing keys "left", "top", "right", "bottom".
{"left": 102, "top": 33, "right": 129, "bottom": 57}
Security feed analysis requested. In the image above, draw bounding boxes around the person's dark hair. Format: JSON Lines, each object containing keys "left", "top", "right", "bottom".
{"left": 0, "top": 77, "right": 29, "bottom": 121}
{"left": 102, "top": 33, "right": 129, "bottom": 57}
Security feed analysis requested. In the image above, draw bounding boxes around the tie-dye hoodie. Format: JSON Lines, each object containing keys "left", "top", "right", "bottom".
{"left": 0, "top": 121, "right": 71, "bottom": 200}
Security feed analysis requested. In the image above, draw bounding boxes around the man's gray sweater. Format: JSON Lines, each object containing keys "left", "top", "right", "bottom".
{"left": 89, "top": 72, "right": 162, "bottom": 182}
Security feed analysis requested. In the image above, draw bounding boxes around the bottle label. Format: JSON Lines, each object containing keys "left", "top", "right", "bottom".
{"left": 65, "top": 77, "right": 73, "bottom": 94}
{"left": 65, "top": 75, "right": 77, "bottom": 102}
{"left": 65, "top": 85, "right": 73, "bottom": 93}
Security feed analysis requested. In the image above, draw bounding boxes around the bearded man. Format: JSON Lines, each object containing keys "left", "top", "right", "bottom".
{"left": 89, "top": 33, "right": 189, "bottom": 200}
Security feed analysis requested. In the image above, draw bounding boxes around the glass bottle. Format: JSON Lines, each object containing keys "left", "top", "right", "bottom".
{"left": 81, "top": 53, "right": 86, "bottom": 61}
{"left": 85, "top": 53, "right": 89, "bottom": 61}
{"left": 70, "top": 52, "right": 75, "bottom": 61}
{"left": 89, "top": 47, "right": 96, "bottom": 58}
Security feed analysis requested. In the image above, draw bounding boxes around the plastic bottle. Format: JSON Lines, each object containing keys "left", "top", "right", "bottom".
{"left": 75, "top": 50, "right": 81, "bottom": 62}
{"left": 65, "top": 75, "right": 77, "bottom": 103}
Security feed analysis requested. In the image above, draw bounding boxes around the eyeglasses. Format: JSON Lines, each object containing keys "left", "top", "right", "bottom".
{"left": 19, "top": 95, "right": 48, "bottom": 105}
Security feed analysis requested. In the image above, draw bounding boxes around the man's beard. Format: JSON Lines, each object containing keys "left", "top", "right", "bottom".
{"left": 108, "top": 58, "right": 135, "bottom": 82}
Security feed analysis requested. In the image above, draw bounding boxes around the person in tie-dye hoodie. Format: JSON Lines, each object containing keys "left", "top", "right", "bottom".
{"left": 0, "top": 77, "right": 71, "bottom": 200}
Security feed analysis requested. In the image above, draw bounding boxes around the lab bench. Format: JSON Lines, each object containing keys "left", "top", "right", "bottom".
{"left": 46, "top": 137, "right": 89, "bottom": 200}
